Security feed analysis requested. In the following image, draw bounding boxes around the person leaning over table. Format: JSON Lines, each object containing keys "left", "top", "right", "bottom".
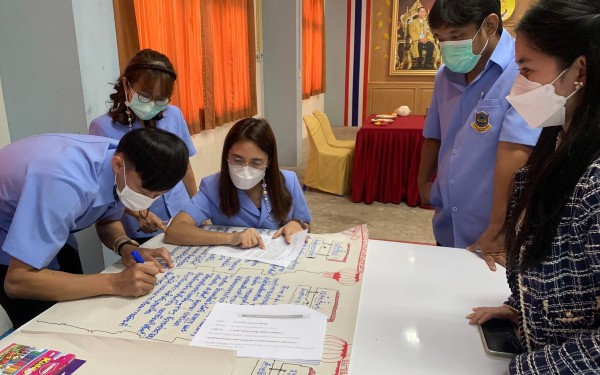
{"left": 467, "top": 0, "right": 600, "bottom": 373}
{"left": 417, "top": 0, "right": 540, "bottom": 271}
{"left": 0, "top": 128, "right": 189, "bottom": 329}
{"left": 165, "top": 117, "right": 311, "bottom": 249}
{"left": 89, "top": 49, "right": 197, "bottom": 245}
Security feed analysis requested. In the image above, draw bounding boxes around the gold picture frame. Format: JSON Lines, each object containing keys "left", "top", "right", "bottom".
{"left": 390, "top": 0, "right": 440, "bottom": 75}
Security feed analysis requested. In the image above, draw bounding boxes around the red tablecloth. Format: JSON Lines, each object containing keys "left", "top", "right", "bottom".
{"left": 351, "top": 114, "right": 425, "bottom": 205}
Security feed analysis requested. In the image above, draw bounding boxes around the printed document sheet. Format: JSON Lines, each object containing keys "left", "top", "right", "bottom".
{"left": 191, "top": 303, "right": 326, "bottom": 364}
{"left": 208, "top": 230, "right": 308, "bottom": 267}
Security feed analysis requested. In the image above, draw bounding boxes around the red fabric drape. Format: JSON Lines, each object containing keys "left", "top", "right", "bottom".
{"left": 302, "top": 0, "right": 326, "bottom": 99}
{"left": 352, "top": 115, "right": 425, "bottom": 206}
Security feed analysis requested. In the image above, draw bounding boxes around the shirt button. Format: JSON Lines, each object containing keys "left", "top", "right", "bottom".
{"left": 450, "top": 179, "right": 455, "bottom": 184}
{"left": 452, "top": 207, "right": 458, "bottom": 212}
{"left": 452, "top": 149, "right": 457, "bottom": 154}
{"left": 521, "top": 286, "right": 528, "bottom": 292}
{"left": 565, "top": 311, "right": 573, "bottom": 318}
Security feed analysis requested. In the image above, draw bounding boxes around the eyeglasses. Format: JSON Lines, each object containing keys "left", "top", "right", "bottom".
{"left": 128, "top": 82, "right": 171, "bottom": 106}
{"left": 136, "top": 92, "right": 170, "bottom": 106}
{"left": 227, "top": 158, "right": 268, "bottom": 170}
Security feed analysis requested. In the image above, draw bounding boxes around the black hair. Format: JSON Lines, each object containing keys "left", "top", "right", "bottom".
{"left": 219, "top": 118, "right": 292, "bottom": 222}
{"left": 108, "top": 49, "right": 177, "bottom": 127}
{"left": 506, "top": 0, "right": 600, "bottom": 272}
{"left": 429, "top": 0, "right": 502, "bottom": 36}
{"left": 116, "top": 128, "right": 189, "bottom": 192}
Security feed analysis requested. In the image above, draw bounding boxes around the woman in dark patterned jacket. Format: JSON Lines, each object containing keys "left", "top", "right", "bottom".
{"left": 466, "top": 0, "right": 600, "bottom": 373}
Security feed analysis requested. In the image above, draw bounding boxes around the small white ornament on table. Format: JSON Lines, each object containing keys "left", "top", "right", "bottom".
{"left": 394, "top": 106, "right": 411, "bottom": 117}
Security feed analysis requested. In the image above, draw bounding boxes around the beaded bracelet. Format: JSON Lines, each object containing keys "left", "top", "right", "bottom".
{"left": 112, "top": 235, "right": 129, "bottom": 253}
{"left": 115, "top": 238, "right": 139, "bottom": 256}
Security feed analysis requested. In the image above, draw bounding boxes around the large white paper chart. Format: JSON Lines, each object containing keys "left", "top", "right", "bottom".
{"left": 26, "top": 225, "right": 369, "bottom": 375}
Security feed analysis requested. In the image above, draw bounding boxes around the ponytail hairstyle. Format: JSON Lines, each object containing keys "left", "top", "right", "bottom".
{"left": 506, "top": 0, "right": 600, "bottom": 272}
{"left": 108, "top": 49, "right": 177, "bottom": 128}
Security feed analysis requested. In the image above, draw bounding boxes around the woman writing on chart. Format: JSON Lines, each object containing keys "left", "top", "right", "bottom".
{"left": 466, "top": 0, "right": 600, "bottom": 373}
{"left": 90, "top": 49, "right": 197, "bottom": 244}
{"left": 165, "top": 117, "right": 311, "bottom": 249}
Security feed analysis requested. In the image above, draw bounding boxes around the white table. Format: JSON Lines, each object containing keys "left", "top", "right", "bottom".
{"left": 0, "top": 238, "right": 512, "bottom": 374}
{"left": 348, "top": 240, "right": 511, "bottom": 374}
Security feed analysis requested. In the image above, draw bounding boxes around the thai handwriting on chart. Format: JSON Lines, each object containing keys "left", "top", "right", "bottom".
{"left": 119, "top": 270, "right": 341, "bottom": 341}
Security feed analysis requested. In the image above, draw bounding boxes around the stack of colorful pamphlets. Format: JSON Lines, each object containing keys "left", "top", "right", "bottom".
{"left": 0, "top": 343, "right": 85, "bottom": 375}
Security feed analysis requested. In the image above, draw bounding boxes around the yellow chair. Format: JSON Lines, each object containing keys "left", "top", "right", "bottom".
{"left": 303, "top": 114, "right": 353, "bottom": 196}
{"left": 312, "top": 111, "right": 355, "bottom": 150}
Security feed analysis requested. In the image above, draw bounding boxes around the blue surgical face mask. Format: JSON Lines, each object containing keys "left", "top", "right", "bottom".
{"left": 439, "top": 22, "right": 489, "bottom": 73}
{"left": 125, "top": 84, "right": 168, "bottom": 120}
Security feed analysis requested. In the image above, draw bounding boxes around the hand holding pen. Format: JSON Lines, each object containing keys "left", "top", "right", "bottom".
{"left": 113, "top": 249, "right": 161, "bottom": 297}
{"left": 121, "top": 246, "right": 174, "bottom": 272}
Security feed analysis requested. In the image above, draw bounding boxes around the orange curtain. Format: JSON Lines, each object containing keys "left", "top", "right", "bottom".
{"left": 302, "top": 0, "right": 326, "bottom": 99}
{"left": 113, "top": 0, "right": 140, "bottom": 73}
{"left": 133, "top": 0, "right": 205, "bottom": 133}
{"left": 201, "top": 0, "right": 257, "bottom": 129}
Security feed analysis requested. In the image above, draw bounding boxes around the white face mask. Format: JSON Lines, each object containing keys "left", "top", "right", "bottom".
{"left": 506, "top": 69, "right": 580, "bottom": 129}
{"left": 228, "top": 165, "right": 266, "bottom": 190}
{"left": 115, "top": 161, "right": 159, "bottom": 211}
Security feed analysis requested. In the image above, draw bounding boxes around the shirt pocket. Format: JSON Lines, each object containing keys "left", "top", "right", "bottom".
{"left": 467, "top": 99, "right": 503, "bottom": 137}
{"left": 541, "top": 295, "right": 599, "bottom": 330}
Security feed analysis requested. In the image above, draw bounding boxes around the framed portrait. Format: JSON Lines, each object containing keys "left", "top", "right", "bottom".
{"left": 501, "top": 0, "right": 516, "bottom": 25}
{"left": 390, "top": 0, "right": 439, "bottom": 75}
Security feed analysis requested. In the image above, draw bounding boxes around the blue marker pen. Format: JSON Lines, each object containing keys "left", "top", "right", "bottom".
{"left": 130, "top": 250, "right": 145, "bottom": 264}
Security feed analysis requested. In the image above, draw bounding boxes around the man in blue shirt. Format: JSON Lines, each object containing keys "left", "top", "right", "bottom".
{"left": 417, "top": 0, "right": 540, "bottom": 270}
{"left": 0, "top": 128, "right": 188, "bottom": 328}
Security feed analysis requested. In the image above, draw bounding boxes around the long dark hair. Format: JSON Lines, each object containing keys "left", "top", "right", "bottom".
{"left": 108, "top": 49, "right": 177, "bottom": 128}
{"left": 506, "top": 0, "right": 600, "bottom": 272}
{"left": 429, "top": 0, "right": 502, "bottom": 36}
{"left": 219, "top": 118, "right": 292, "bottom": 222}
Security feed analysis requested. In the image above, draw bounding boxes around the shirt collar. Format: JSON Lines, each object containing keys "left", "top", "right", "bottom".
{"left": 487, "top": 29, "right": 515, "bottom": 72}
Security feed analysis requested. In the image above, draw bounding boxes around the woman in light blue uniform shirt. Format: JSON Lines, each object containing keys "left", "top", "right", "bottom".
{"left": 90, "top": 49, "right": 197, "bottom": 244}
{"left": 165, "top": 118, "right": 311, "bottom": 249}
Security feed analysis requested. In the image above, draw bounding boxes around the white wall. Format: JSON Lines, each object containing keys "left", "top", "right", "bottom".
{"left": 324, "top": 0, "right": 347, "bottom": 126}
{"left": 72, "top": 0, "right": 121, "bottom": 126}
{"left": 0, "top": 0, "right": 87, "bottom": 140}
{"left": 262, "top": 0, "right": 303, "bottom": 167}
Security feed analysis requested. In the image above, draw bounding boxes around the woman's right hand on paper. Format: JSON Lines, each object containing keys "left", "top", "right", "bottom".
{"left": 230, "top": 228, "right": 265, "bottom": 249}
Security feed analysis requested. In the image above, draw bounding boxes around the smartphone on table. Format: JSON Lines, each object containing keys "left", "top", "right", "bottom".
{"left": 478, "top": 318, "right": 523, "bottom": 358}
